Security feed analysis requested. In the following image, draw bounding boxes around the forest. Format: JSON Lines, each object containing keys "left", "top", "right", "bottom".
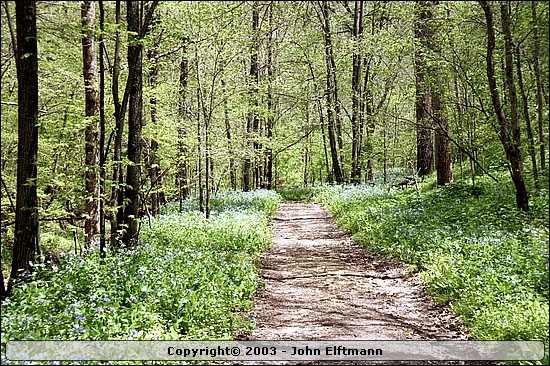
{"left": 1, "top": 1, "right": 549, "bottom": 364}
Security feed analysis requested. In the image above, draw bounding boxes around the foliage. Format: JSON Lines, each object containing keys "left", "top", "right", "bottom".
{"left": 1, "top": 189, "right": 281, "bottom": 365}
{"left": 314, "top": 172, "right": 549, "bottom": 364}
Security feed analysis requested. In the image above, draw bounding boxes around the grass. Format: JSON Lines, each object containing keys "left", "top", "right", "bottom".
{"left": 1, "top": 189, "right": 281, "bottom": 365}
{"left": 314, "top": 171, "right": 549, "bottom": 365}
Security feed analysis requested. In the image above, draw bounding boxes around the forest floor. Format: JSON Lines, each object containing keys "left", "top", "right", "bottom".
{"left": 235, "top": 202, "right": 497, "bottom": 365}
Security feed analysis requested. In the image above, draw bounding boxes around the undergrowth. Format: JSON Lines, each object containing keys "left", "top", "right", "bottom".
{"left": 315, "top": 172, "right": 549, "bottom": 365}
{"left": 1, "top": 189, "right": 281, "bottom": 365}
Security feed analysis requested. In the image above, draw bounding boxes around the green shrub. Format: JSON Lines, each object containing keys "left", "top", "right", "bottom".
{"left": 1, "top": 189, "right": 281, "bottom": 365}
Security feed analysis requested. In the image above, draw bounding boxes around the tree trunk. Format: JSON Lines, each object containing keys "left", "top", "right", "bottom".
{"left": 480, "top": 1, "right": 529, "bottom": 211}
{"left": 146, "top": 44, "right": 161, "bottom": 215}
{"left": 9, "top": 0, "right": 39, "bottom": 294}
{"left": 433, "top": 83, "right": 453, "bottom": 185}
{"left": 264, "top": 2, "right": 275, "bottom": 190}
{"left": 110, "top": 0, "right": 123, "bottom": 246}
{"left": 178, "top": 39, "right": 190, "bottom": 209}
{"left": 514, "top": 45, "right": 539, "bottom": 187}
{"left": 98, "top": 0, "right": 106, "bottom": 258}
{"left": 222, "top": 78, "right": 237, "bottom": 190}
{"left": 244, "top": 1, "right": 260, "bottom": 191}
{"left": 351, "top": 0, "right": 364, "bottom": 184}
{"left": 531, "top": 1, "right": 546, "bottom": 170}
{"left": 414, "top": 1, "right": 434, "bottom": 177}
{"left": 81, "top": 1, "right": 100, "bottom": 247}
{"left": 320, "top": 1, "right": 343, "bottom": 183}
{"left": 427, "top": 2, "right": 453, "bottom": 185}
{"left": 123, "top": 0, "right": 143, "bottom": 245}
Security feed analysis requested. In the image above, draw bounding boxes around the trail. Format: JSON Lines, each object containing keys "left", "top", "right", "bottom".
{"left": 238, "top": 203, "right": 491, "bottom": 365}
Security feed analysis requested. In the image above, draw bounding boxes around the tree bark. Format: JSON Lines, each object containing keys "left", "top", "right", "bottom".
{"left": 427, "top": 1, "right": 453, "bottom": 185}
{"left": 9, "top": 0, "right": 38, "bottom": 294}
{"left": 110, "top": 0, "right": 123, "bottom": 246}
{"left": 433, "top": 80, "right": 453, "bottom": 185}
{"left": 122, "top": 0, "right": 143, "bottom": 245}
{"left": 98, "top": 0, "right": 106, "bottom": 258}
{"left": 414, "top": 1, "right": 434, "bottom": 177}
{"left": 146, "top": 41, "right": 161, "bottom": 215}
{"left": 480, "top": 1, "right": 529, "bottom": 211}
{"left": 244, "top": 1, "right": 260, "bottom": 191}
{"left": 81, "top": 1, "right": 100, "bottom": 247}
{"left": 222, "top": 79, "right": 237, "bottom": 190}
{"left": 350, "top": 0, "right": 364, "bottom": 184}
{"left": 178, "top": 39, "right": 190, "bottom": 209}
{"left": 320, "top": 1, "right": 343, "bottom": 183}
{"left": 264, "top": 1, "right": 275, "bottom": 190}
{"left": 514, "top": 45, "right": 538, "bottom": 187}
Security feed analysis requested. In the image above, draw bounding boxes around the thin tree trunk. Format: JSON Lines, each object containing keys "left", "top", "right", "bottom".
{"left": 351, "top": 0, "right": 364, "bottom": 184}
{"left": 480, "top": 1, "right": 529, "bottom": 211}
{"left": 222, "top": 78, "right": 237, "bottom": 190}
{"left": 320, "top": 1, "right": 343, "bottom": 183}
{"left": 264, "top": 2, "right": 275, "bottom": 190}
{"left": 531, "top": 1, "right": 546, "bottom": 170}
{"left": 110, "top": 0, "right": 123, "bottom": 246}
{"left": 146, "top": 45, "right": 161, "bottom": 215}
{"left": 81, "top": 1, "right": 100, "bottom": 248}
{"left": 197, "top": 85, "right": 204, "bottom": 213}
{"left": 514, "top": 45, "right": 539, "bottom": 187}
{"left": 178, "top": 39, "right": 190, "bottom": 209}
{"left": 244, "top": 1, "right": 260, "bottom": 191}
{"left": 9, "top": 0, "right": 38, "bottom": 294}
{"left": 98, "top": 0, "right": 106, "bottom": 258}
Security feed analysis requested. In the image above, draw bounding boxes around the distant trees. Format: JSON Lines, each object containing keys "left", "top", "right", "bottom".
{"left": 1, "top": 1, "right": 548, "bottom": 293}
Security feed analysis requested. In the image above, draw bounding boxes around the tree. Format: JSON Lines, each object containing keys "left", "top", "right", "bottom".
{"left": 414, "top": 1, "right": 434, "bottom": 177}
{"left": 9, "top": 0, "right": 39, "bottom": 294}
{"left": 480, "top": 1, "right": 529, "bottom": 211}
{"left": 122, "top": 0, "right": 143, "bottom": 246}
{"left": 81, "top": 1, "right": 100, "bottom": 247}
{"left": 121, "top": 0, "right": 159, "bottom": 245}
{"left": 243, "top": 1, "right": 260, "bottom": 191}
{"left": 428, "top": 1, "right": 453, "bottom": 185}
{"left": 531, "top": 1, "right": 546, "bottom": 171}
{"left": 177, "top": 38, "right": 191, "bottom": 209}
{"left": 350, "top": 0, "right": 364, "bottom": 184}
{"left": 319, "top": 0, "right": 344, "bottom": 183}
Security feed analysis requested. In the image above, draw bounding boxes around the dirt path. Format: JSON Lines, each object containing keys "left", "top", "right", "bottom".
{"left": 238, "top": 203, "right": 483, "bottom": 365}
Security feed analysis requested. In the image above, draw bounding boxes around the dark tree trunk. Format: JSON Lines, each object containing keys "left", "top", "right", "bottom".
{"left": 320, "top": 1, "right": 343, "bottom": 183}
{"left": 81, "top": 1, "right": 100, "bottom": 247}
{"left": 110, "top": 0, "right": 123, "bottom": 246}
{"left": 514, "top": 46, "right": 539, "bottom": 187}
{"left": 351, "top": 0, "right": 364, "bottom": 184}
{"left": 178, "top": 39, "right": 190, "bottom": 209}
{"left": 264, "top": 2, "right": 275, "bottom": 190}
{"left": 244, "top": 1, "right": 260, "bottom": 191}
{"left": 480, "top": 1, "right": 529, "bottom": 211}
{"left": 146, "top": 44, "right": 161, "bottom": 215}
{"left": 222, "top": 78, "right": 237, "bottom": 190}
{"left": 9, "top": 0, "right": 39, "bottom": 294}
{"left": 426, "top": 1, "right": 453, "bottom": 185}
{"left": 123, "top": 0, "right": 143, "bottom": 245}
{"left": 98, "top": 0, "right": 106, "bottom": 258}
{"left": 414, "top": 1, "right": 434, "bottom": 177}
{"left": 433, "top": 84, "right": 454, "bottom": 185}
